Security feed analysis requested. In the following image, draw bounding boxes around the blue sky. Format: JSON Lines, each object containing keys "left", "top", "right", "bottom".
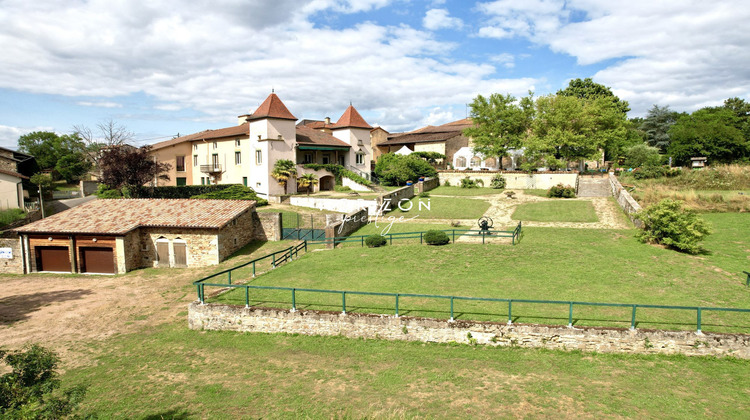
{"left": 1, "top": 0, "right": 749, "bottom": 149}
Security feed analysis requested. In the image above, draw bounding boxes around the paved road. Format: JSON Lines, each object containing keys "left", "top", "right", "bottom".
{"left": 48, "top": 195, "right": 97, "bottom": 215}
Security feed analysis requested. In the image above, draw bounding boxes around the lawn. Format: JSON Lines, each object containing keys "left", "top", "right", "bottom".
{"left": 429, "top": 185, "right": 506, "bottom": 196}
{"left": 512, "top": 200, "right": 599, "bottom": 223}
{"left": 386, "top": 196, "right": 490, "bottom": 219}
{"left": 0, "top": 208, "right": 26, "bottom": 228}
{"left": 214, "top": 214, "right": 750, "bottom": 333}
{"left": 61, "top": 322, "right": 750, "bottom": 419}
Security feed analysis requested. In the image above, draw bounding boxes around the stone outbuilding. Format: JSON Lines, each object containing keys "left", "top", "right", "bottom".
{"left": 13, "top": 199, "right": 257, "bottom": 274}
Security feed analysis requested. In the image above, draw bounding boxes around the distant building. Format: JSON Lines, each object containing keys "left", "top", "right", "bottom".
{"left": 148, "top": 93, "right": 374, "bottom": 197}
{"left": 0, "top": 146, "right": 37, "bottom": 210}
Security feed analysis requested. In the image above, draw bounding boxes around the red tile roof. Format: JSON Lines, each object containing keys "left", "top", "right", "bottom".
{"left": 245, "top": 93, "right": 297, "bottom": 121}
{"left": 333, "top": 105, "right": 372, "bottom": 129}
{"left": 295, "top": 126, "right": 351, "bottom": 148}
{"left": 383, "top": 118, "right": 475, "bottom": 145}
{"left": 150, "top": 124, "right": 249, "bottom": 151}
{"left": 0, "top": 168, "right": 28, "bottom": 179}
{"left": 15, "top": 199, "right": 255, "bottom": 235}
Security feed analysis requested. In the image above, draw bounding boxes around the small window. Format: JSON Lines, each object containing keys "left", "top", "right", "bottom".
{"left": 193, "top": 144, "right": 198, "bottom": 150}
{"left": 456, "top": 156, "right": 467, "bottom": 167}
{"left": 176, "top": 177, "right": 187, "bottom": 186}
{"left": 322, "top": 154, "right": 330, "bottom": 165}
{"left": 201, "top": 177, "right": 206, "bottom": 185}
{"left": 235, "top": 139, "right": 241, "bottom": 147}
{"left": 470, "top": 156, "right": 481, "bottom": 167}
{"left": 356, "top": 153, "right": 364, "bottom": 165}
{"left": 176, "top": 156, "right": 185, "bottom": 172}
{"left": 235, "top": 151, "right": 241, "bottom": 165}
{"left": 304, "top": 153, "right": 313, "bottom": 164}
{"left": 193, "top": 154, "right": 198, "bottom": 166}
{"left": 255, "top": 150, "right": 262, "bottom": 165}
{"left": 213, "top": 141, "right": 218, "bottom": 149}
{"left": 212, "top": 154, "right": 219, "bottom": 168}
{"left": 242, "top": 177, "right": 248, "bottom": 186}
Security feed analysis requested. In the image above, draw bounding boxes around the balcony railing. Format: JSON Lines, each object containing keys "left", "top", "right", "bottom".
{"left": 200, "top": 164, "right": 222, "bottom": 174}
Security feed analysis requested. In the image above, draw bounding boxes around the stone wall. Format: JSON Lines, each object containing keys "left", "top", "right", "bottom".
{"left": 0, "top": 236, "right": 24, "bottom": 274}
{"left": 438, "top": 171, "right": 578, "bottom": 190}
{"left": 79, "top": 180, "right": 98, "bottom": 197}
{"left": 325, "top": 208, "right": 368, "bottom": 248}
{"left": 139, "top": 228, "right": 219, "bottom": 268}
{"left": 189, "top": 303, "right": 750, "bottom": 359}
{"left": 342, "top": 177, "right": 371, "bottom": 192}
{"left": 217, "top": 208, "right": 256, "bottom": 261}
{"left": 609, "top": 173, "right": 643, "bottom": 228}
{"left": 377, "top": 185, "right": 415, "bottom": 214}
{"left": 415, "top": 177, "right": 439, "bottom": 194}
{"left": 254, "top": 212, "right": 281, "bottom": 241}
{"left": 290, "top": 196, "right": 379, "bottom": 214}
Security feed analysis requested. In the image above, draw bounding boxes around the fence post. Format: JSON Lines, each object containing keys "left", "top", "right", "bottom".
{"left": 361, "top": 236, "right": 364, "bottom": 247}
{"left": 342, "top": 292, "right": 346, "bottom": 314}
{"left": 272, "top": 254, "right": 276, "bottom": 269}
{"left": 395, "top": 294, "right": 399, "bottom": 317}
{"left": 449, "top": 297, "right": 454, "bottom": 321}
{"left": 196, "top": 284, "right": 201, "bottom": 303}
{"left": 420, "top": 232, "right": 423, "bottom": 244}
{"left": 389, "top": 234, "right": 393, "bottom": 245}
{"left": 252, "top": 261, "right": 256, "bottom": 278}
{"left": 507, "top": 301, "right": 512, "bottom": 325}
{"left": 452, "top": 230, "right": 455, "bottom": 243}
{"left": 568, "top": 303, "right": 573, "bottom": 327}
{"left": 245, "top": 287, "right": 249, "bottom": 308}
{"left": 630, "top": 305, "right": 637, "bottom": 330}
{"left": 228, "top": 271, "right": 232, "bottom": 285}
{"left": 200, "top": 284, "right": 205, "bottom": 304}
{"left": 697, "top": 308, "right": 702, "bottom": 333}
{"left": 304, "top": 241, "right": 308, "bottom": 252}
{"left": 291, "top": 289, "right": 296, "bottom": 312}
{"left": 482, "top": 231, "right": 485, "bottom": 244}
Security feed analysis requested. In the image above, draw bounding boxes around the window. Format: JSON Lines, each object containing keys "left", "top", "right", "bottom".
{"left": 193, "top": 154, "right": 198, "bottom": 166}
{"left": 201, "top": 177, "right": 206, "bottom": 185}
{"left": 235, "top": 151, "right": 241, "bottom": 165}
{"left": 213, "top": 141, "right": 218, "bottom": 149}
{"left": 356, "top": 153, "right": 364, "bottom": 165}
{"left": 338, "top": 155, "right": 345, "bottom": 166}
{"left": 176, "top": 177, "right": 187, "bottom": 186}
{"left": 176, "top": 156, "right": 185, "bottom": 172}
{"left": 470, "top": 156, "right": 481, "bottom": 167}
{"left": 212, "top": 154, "right": 219, "bottom": 168}
{"left": 235, "top": 139, "right": 241, "bottom": 147}
{"left": 255, "top": 150, "right": 262, "bottom": 165}
{"left": 456, "top": 156, "right": 466, "bottom": 167}
{"left": 193, "top": 144, "right": 198, "bottom": 150}
{"left": 322, "top": 154, "right": 330, "bottom": 164}
{"left": 242, "top": 177, "right": 248, "bottom": 187}
{"left": 304, "top": 153, "right": 313, "bottom": 164}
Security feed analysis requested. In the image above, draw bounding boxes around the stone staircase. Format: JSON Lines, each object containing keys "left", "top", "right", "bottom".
{"left": 577, "top": 176, "right": 611, "bottom": 197}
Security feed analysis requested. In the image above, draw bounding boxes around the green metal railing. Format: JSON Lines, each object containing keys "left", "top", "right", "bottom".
{"left": 307, "top": 222, "right": 522, "bottom": 247}
{"left": 193, "top": 283, "right": 750, "bottom": 333}
{"left": 744, "top": 271, "right": 750, "bottom": 287}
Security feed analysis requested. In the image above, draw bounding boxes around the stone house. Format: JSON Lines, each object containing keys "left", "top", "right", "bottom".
{"left": 148, "top": 93, "right": 374, "bottom": 198}
{"left": 13, "top": 199, "right": 257, "bottom": 274}
{"left": 0, "top": 146, "right": 36, "bottom": 209}
{"left": 378, "top": 119, "right": 474, "bottom": 168}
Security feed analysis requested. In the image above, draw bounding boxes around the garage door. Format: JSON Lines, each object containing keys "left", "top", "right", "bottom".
{"left": 36, "top": 246, "right": 71, "bottom": 272}
{"left": 81, "top": 247, "right": 115, "bottom": 274}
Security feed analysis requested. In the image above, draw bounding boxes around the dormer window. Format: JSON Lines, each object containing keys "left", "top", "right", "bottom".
{"left": 235, "top": 139, "right": 241, "bottom": 147}
{"left": 213, "top": 141, "right": 218, "bottom": 149}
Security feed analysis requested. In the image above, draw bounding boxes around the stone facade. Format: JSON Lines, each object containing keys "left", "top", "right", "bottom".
{"left": 0, "top": 236, "right": 23, "bottom": 274}
{"left": 139, "top": 228, "right": 219, "bottom": 268}
{"left": 253, "top": 212, "right": 282, "bottom": 241}
{"left": 415, "top": 177, "right": 439, "bottom": 194}
{"left": 189, "top": 303, "right": 750, "bottom": 359}
{"left": 325, "top": 208, "right": 368, "bottom": 248}
{"left": 217, "top": 208, "right": 256, "bottom": 260}
{"left": 377, "top": 185, "right": 415, "bottom": 214}
{"left": 609, "top": 173, "right": 643, "bottom": 228}
{"left": 439, "top": 170, "right": 579, "bottom": 190}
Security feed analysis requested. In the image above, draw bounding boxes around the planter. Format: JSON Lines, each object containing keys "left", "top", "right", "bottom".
{"left": 406, "top": 181, "right": 413, "bottom": 186}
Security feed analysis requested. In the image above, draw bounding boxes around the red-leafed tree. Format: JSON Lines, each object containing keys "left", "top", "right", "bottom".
{"left": 99, "top": 145, "right": 171, "bottom": 189}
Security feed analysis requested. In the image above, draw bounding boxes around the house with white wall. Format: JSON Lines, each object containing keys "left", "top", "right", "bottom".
{"left": 149, "top": 93, "right": 374, "bottom": 197}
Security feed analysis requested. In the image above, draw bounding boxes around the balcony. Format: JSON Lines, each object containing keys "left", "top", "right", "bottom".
{"left": 200, "top": 164, "right": 222, "bottom": 174}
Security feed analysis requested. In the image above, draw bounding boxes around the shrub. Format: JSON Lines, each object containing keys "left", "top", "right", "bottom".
{"left": 334, "top": 185, "right": 352, "bottom": 192}
{"left": 634, "top": 199, "right": 712, "bottom": 254}
{"left": 460, "top": 177, "right": 478, "bottom": 188}
{"left": 475, "top": 178, "right": 485, "bottom": 187}
{"left": 424, "top": 230, "right": 450, "bottom": 245}
{"left": 97, "top": 188, "right": 122, "bottom": 199}
{"left": 191, "top": 185, "right": 268, "bottom": 206}
{"left": 624, "top": 143, "right": 663, "bottom": 168}
{"left": 365, "top": 235, "right": 387, "bottom": 248}
{"left": 632, "top": 165, "right": 668, "bottom": 180}
{"left": 547, "top": 184, "right": 575, "bottom": 198}
{"left": 373, "top": 153, "right": 437, "bottom": 186}
{"left": 129, "top": 184, "right": 235, "bottom": 199}
{"left": 418, "top": 192, "right": 430, "bottom": 198}
{"left": 443, "top": 180, "right": 451, "bottom": 186}
{"left": 490, "top": 174, "right": 506, "bottom": 189}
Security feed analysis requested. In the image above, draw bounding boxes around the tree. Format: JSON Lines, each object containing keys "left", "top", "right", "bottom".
{"left": 99, "top": 145, "right": 171, "bottom": 190}
{"left": 270, "top": 159, "right": 297, "bottom": 193}
{"left": 0, "top": 344, "right": 87, "bottom": 419}
{"left": 297, "top": 173, "right": 318, "bottom": 195}
{"left": 723, "top": 97, "right": 750, "bottom": 141}
{"left": 55, "top": 153, "right": 92, "bottom": 183}
{"left": 17, "top": 132, "right": 86, "bottom": 172}
{"left": 73, "top": 119, "right": 134, "bottom": 168}
{"left": 557, "top": 77, "right": 630, "bottom": 115}
{"left": 639, "top": 105, "right": 678, "bottom": 151}
{"left": 623, "top": 143, "right": 662, "bottom": 168}
{"left": 30, "top": 173, "right": 53, "bottom": 218}
{"left": 373, "top": 153, "right": 437, "bottom": 186}
{"left": 463, "top": 93, "right": 533, "bottom": 167}
{"left": 667, "top": 108, "right": 749, "bottom": 165}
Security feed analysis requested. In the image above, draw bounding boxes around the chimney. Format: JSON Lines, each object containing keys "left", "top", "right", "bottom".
{"left": 325, "top": 117, "right": 331, "bottom": 125}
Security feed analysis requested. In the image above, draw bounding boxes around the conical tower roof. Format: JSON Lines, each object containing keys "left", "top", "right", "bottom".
{"left": 333, "top": 105, "right": 372, "bottom": 129}
{"left": 247, "top": 93, "right": 297, "bottom": 121}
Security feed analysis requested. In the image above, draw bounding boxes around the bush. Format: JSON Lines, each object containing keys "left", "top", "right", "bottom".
{"left": 365, "top": 235, "right": 387, "bottom": 248}
{"left": 97, "top": 188, "right": 122, "bottom": 199}
{"left": 128, "top": 184, "right": 236, "bottom": 199}
{"left": 624, "top": 143, "right": 663, "bottom": 168}
{"left": 547, "top": 184, "right": 575, "bottom": 198}
{"left": 475, "top": 179, "right": 485, "bottom": 187}
{"left": 490, "top": 174, "right": 506, "bottom": 189}
{"left": 632, "top": 165, "right": 668, "bottom": 180}
{"left": 634, "top": 199, "right": 712, "bottom": 254}
{"left": 443, "top": 180, "right": 451, "bottom": 187}
{"left": 334, "top": 185, "right": 352, "bottom": 192}
{"left": 424, "top": 230, "right": 450, "bottom": 245}
{"left": 373, "top": 153, "right": 437, "bottom": 186}
{"left": 460, "top": 177, "right": 479, "bottom": 188}
{"left": 191, "top": 185, "right": 268, "bottom": 206}
{"left": 418, "top": 192, "right": 430, "bottom": 198}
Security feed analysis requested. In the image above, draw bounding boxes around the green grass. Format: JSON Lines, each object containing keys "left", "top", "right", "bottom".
{"left": 429, "top": 186, "right": 506, "bottom": 196}
{"left": 512, "top": 201, "right": 598, "bottom": 223}
{"left": 0, "top": 208, "right": 26, "bottom": 228}
{"left": 522, "top": 189, "right": 550, "bottom": 197}
{"left": 214, "top": 214, "right": 750, "bottom": 333}
{"left": 352, "top": 222, "right": 456, "bottom": 236}
{"left": 61, "top": 323, "right": 750, "bottom": 419}
{"left": 386, "top": 196, "right": 490, "bottom": 219}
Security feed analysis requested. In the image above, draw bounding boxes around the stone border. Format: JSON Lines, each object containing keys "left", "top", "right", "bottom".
{"left": 189, "top": 303, "right": 750, "bottom": 359}
{"left": 608, "top": 172, "right": 643, "bottom": 227}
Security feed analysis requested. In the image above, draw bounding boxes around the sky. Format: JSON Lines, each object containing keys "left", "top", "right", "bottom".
{"left": 1, "top": 0, "right": 749, "bottom": 149}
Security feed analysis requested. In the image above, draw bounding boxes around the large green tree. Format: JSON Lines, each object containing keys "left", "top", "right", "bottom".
{"left": 667, "top": 107, "right": 749, "bottom": 165}
{"left": 374, "top": 153, "right": 437, "bottom": 186}
{"left": 462, "top": 93, "right": 533, "bottom": 168}
{"left": 557, "top": 78, "right": 630, "bottom": 115}
{"left": 639, "top": 105, "right": 679, "bottom": 152}
{"left": 17, "top": 132, "right": 85, "bottom": 171}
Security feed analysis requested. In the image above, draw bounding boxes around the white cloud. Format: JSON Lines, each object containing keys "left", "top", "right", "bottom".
{"left": 0, "top": 0, "right": 538, "bottom": 133}
{"left": 76, "top": 101, "right": 122, "bottom": 108}
{"left": 476, "top": 0, "right": 750, "bottom": 115}
{"left": 0, "top": 125, "right": 55, "bottom": 150}
{"left": 423, "top": 9, "right": 464, "bottom": 31}
{"left": 490, "top": 53, "right": 515, "bottom": 69}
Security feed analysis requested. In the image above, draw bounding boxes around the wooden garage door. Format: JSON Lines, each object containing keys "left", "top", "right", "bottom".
{"left": 36, "top": 246, "right": 70, "bottom": 272}
{"left": 156, "top": 241, "right": 170, "bottom": 268}
{"left": 81, "top": 247, "right": 115, "bottom": 274}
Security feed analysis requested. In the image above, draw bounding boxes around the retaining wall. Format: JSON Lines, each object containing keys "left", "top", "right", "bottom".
{"left": 439, "top": 171, "right": 578, "bottom": 190}
{"left": 289, "top": 196, "right": 379, "bottom": 214}
{"left": 377, "top": 185, "right": 415, "bottom": 214}
{"left": 189, "top": 303, "right": 750, "bottom": 359}
{"left": 415, "top": 177, "right": 439, "bottom": 194}
{"left": 325, "top": 208, "right": 369, "bottom": 248}
{"left": 253, "top": 212, "right": 282, "bottom": 241}
{"left": 0, "top": 236, "right": 23, "bottom": 274}
{"left": 342, "top": 177, "right": 371, "bottom": 192}
{"left": 609, "top": 173, "right": 643, "bottom": 228}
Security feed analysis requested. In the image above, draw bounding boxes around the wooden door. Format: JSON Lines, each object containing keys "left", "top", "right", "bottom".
{"left": 173, "top": 242, "right": 187, "bottom": 268}
{"left": 81, "top": 247, "right": 115, "bottom": 274}
{"left": 156, "top": 241, "right": 170, "bottom": 267}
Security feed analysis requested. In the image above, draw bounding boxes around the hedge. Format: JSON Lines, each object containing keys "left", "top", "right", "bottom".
{"left": 128, "top": 184, "right": 236, "bottom": 199}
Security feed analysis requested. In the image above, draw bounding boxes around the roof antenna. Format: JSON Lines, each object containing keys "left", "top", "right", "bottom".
{"left": 272, "top": 87, "right": 275, "bottom": 93}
